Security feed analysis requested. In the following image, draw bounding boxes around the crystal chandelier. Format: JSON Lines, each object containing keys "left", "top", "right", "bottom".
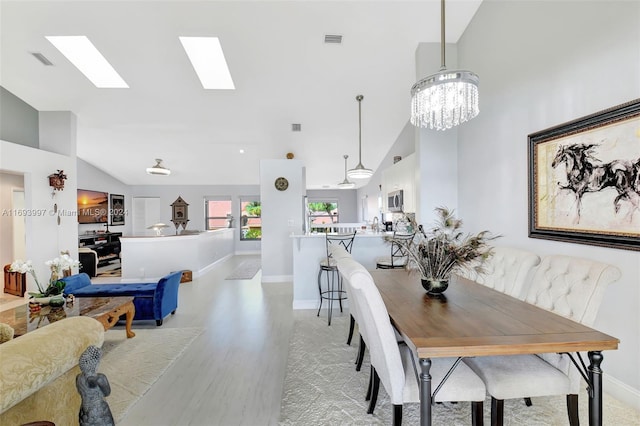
{"left": 347, "top": 95, "right": 373, "bottom": 179}
{"left": 410, "top": 0, "right": 479, "bottom": 131}
{"left": 337, "top": 154, "right": 356, "bottom": 189}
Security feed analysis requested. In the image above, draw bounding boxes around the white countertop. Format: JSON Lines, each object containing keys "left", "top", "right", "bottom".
{"left": 291, "top": 231, "right": 393, "bottom": 239}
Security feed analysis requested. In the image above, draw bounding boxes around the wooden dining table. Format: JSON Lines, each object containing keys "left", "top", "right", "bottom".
{"left": 370, "top": 269, "right": 619, "bottom": 426}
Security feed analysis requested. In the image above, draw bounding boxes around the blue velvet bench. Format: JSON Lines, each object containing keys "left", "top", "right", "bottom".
{"left": 60, "top": 271, "right": 181, "bottom": 326}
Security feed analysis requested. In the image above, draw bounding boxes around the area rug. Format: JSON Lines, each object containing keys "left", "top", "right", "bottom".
{"left": 96, "top": 267, "right": 122, "bottom": 277}
{"left": 99, "top": 327, "right": 203, "bottom": 423}
{"left": 225, "top": 258, "right": 261, "bottom": 280}
{"left": 279, "top": 310, "right": 640, "bottom": 425}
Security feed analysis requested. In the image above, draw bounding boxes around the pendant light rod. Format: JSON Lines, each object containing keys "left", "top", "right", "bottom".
{"left": 440, "top": 0, "right": 446, "bottom": 70}
{"left": 357, "top": 94, "right": 363, "bottom": 167}
{"left": 348, "top": 94, "right": 373, "bottom": 179}
{"left": 344, "top": 154, "right": 349, "bottom": 177}
{"left": 338, "top": 154, "right": 355, "bottom": 188}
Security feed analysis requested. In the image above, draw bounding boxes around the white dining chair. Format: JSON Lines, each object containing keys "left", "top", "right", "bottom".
{"left": 463, "top": 254, "right": 621, "bottom": 426}
{"left": 339, "top": 255, "right": 404, "bottom": 372}
{"left": 338, "top": 257, "right": 487, "bottom": 425}
{"left": 328, "top": 245, "right": 359, "bottom": 346}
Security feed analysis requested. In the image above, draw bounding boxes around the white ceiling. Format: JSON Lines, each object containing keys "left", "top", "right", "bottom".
{"left": 0, "top": 0, "right": 482, "bottom": 188}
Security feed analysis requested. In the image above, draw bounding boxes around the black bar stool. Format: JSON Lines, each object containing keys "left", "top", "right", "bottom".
{"left": 317, "top": 231, "right": 356, "bottom": 325}
{"left": 375, "top": 232, "right": 415, "bottom": 269}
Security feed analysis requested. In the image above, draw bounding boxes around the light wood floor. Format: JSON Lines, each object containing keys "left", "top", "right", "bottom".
{"left": 118, "top": 254, "right": 295, "bottom": 426}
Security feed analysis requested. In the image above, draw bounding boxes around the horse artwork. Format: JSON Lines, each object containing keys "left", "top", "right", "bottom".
{"left": 529, "top": 99, "right": 640, "bottom": 251}
{"left": 551, "top": 143, "right": 640, "bottom": 224}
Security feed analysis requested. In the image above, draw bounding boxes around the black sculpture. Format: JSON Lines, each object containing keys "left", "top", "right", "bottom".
{"left": 76, "top": 345, "right": 114, "bottom": 426}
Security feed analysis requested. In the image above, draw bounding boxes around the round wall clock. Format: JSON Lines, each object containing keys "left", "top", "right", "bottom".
{"left": 274, "top": 177, "right": 289, "bottom": 191}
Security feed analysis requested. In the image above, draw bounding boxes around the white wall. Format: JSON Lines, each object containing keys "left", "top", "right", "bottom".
{"left": 260, "top": 159, "right": 305, "bottom": 280}
{"left": 77, "top": 158, "right": 132, "bottom": 236}
{"left": 0, "top": 141, "right": 78, "bottom": 295}
{"left": 129, "top": 184, "right": 261, "bottom": 252}
{"left": 0, "top": 172, "right": 25, "bottom": 269}
{"left": 457, "top": 0, "right": 640, "bottom": 404}
{"left": 414, "top": 42, "right": 460, "bottom": 225}
{"left": 356, "top": 121, "right": 416, "bottom": 222}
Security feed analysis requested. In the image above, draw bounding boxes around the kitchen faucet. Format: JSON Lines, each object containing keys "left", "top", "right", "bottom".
{"left": 372, "top": 216, "right": 379, "bottom": 232}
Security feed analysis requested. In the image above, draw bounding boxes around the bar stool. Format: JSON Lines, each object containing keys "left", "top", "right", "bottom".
{"left": 317, "top": 231, "right": 356, "bottom": 325}
{"left": 375, "top": 231, "right": 415, "bottom": 269}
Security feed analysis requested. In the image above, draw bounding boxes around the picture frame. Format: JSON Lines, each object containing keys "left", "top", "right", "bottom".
{"left": 528, "top": 99, "right": 640, "bottom": 251}
{"left": 170, "top": 195, "right": 190, "bottom": 232}
{"left": 110, "top": 194, "right": 125, "bottom": 226}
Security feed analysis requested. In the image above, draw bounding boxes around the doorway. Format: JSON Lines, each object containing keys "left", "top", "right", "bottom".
{"left": 0, "top": 172, "right": 26, "bottom": 305}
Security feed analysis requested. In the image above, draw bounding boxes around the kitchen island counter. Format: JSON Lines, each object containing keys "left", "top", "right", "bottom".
{"left": 291, "top": 231, "right": 393, "bottom": 309}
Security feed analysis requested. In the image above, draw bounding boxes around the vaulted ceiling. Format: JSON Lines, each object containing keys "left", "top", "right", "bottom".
{"left": 0, "top": 0, "right": 482, "bottom": 188}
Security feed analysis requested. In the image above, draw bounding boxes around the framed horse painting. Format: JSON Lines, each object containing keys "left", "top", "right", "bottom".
{"left": 528, "top": 98, "right": 640, "bottom": 251}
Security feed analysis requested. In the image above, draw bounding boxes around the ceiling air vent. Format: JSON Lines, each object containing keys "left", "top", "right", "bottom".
{"left": 291, "top": 123, "right": 301, "bottom": 132}
{"left": 324, "top": 35, "right": 343, "bottom": 44}
{"left": 30, "top": 52, "right": 54, "bottom": 66}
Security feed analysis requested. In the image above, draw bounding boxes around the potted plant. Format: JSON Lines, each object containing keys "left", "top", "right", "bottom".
{"left": 389, "top": 207, "right": 497, "bottom": 294}
{"left": 9, "top": 253, "right": 80, "bottom": 304}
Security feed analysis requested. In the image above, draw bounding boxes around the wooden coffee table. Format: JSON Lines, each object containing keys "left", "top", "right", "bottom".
{"left": 0, "top": 297, "right": 135, "bottom": 338}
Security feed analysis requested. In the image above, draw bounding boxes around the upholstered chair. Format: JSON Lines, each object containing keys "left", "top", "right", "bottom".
{"left": 456, "top": 246, "right": 541, "bottom": 300}
{"left": 464, "top": 254, "right": 621, "bottom": 426}
{"left": 338, "top": 257, "right": 486, "bottom": 426}
{"left": 339, "top": 254, "right": 403, "bottom": 372}
{"left": 328, "top": 245, "right": 358, "bottom": 345}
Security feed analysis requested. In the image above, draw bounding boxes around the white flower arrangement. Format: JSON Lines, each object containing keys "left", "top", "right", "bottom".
{"left": 10, "top": 253, "right": 80, "bottom": 298}
{"left": 45, "top": 254, "right": 80, "bottom": 277}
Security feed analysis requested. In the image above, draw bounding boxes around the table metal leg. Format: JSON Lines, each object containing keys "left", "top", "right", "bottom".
{"left": 588, "top": 351, "right": 603, "bottom": 426}
{"left": 419, "top": 358, "right": 432, "bottom": 426}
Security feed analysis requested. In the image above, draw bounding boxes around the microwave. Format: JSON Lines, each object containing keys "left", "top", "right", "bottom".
{"left": 388, "top": 190, "right": 404, "bottom": 212}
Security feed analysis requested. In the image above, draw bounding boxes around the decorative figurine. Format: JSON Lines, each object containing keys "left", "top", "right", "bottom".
{"left": 76, "top": 345, "right": 114, "bottom": 426}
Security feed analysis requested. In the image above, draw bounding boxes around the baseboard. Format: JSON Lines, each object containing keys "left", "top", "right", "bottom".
{"left": 604, "top": 373, "right": 640, "bottom": 411}
{"left": 261, "top": 275, "right": 292, "bottom": 283}
{"left": 234, "top": 250, "right": 261, "bottom": 255}
{"left": 196, "top": 253, "right": 233, "bottom": 277}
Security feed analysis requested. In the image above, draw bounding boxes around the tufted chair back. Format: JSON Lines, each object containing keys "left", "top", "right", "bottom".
{"left": 524, "top": 255, "right": 621, "bottom": 327}
{"left": 458, "top": 246, "right": 541, "bottom": 300}
{"left": 523, "top": 255, "right": 621, "bottom": 395}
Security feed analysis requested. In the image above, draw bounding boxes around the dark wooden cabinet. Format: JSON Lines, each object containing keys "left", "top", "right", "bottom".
{"left": 78, "top": 232, "right": 122, "bottom": 269}
{"left": 4, "top": 264, "right": 26, "bottom": 296}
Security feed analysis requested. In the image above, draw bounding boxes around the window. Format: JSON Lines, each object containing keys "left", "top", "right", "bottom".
{"left": 240, "top": 197, "right": 261, "bottom": 240}
{"left": 205, "top": 197, "right": 232, "bottom": 230}
{"left": 308, "top": 200, "right": 339, "bottom": 225}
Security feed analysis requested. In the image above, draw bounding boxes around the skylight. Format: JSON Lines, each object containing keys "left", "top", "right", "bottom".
{"left": 45, "top": 36, "right": 128, "bottom": 88}
{"left": 179, "top": 37, "right": 235, "bottom": 90}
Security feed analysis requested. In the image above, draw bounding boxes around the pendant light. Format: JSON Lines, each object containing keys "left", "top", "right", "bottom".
{"left": 146, "top": 158, "right": 171, "bottom": 176}
{"left": 410, "top": 0, "right": 479, "bottom": 131}
{"left": 347, "top": 95, "right": 373, "bottom": 179}
{"left": 337, "top": 154, "right": 356, "bottom": 189}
